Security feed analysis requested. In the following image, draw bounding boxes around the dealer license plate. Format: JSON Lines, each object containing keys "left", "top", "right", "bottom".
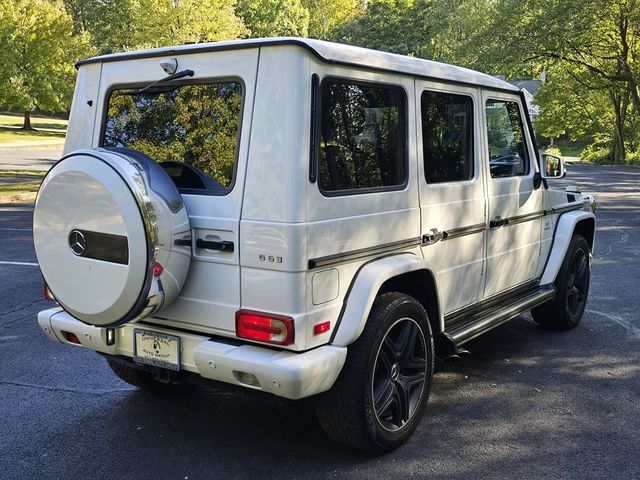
{"left": 133, "top": 329, "right": 181, "bottom": 371}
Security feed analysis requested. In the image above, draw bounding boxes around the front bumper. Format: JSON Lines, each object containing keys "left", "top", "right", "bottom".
{"left": 38, "top": 308, "right": 347, "bottom": 400}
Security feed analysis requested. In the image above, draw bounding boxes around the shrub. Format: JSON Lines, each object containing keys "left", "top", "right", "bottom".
{"left": 581, "top": 145, "right": 611, "bottom": 164}
{"left": 544, "top": 146, "right": 562, "bottom": 157}
{"left": 625, "top": 151, "right": 640, "bottom": 166}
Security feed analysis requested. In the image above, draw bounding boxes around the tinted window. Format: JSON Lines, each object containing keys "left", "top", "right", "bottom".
{"left": 318, "top": 80, "right": 406, "bottom": 194}
{"left": 421, "top": 91, "right": 473, "bottom": 183}
{"left": 103, "top": 81, "right": 242, "bottom": 193}
{"left": 485, "top": 99, "right": 529, "bottom": 178}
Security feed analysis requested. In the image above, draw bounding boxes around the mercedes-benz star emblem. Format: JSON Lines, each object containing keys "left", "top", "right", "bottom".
{"left": 68, "top": 230, "right": 87, "bottom": 256}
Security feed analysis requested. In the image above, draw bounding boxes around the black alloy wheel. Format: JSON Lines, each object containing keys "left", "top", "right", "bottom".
{"left": 315, "top": 292, "right": 434, "bottom": 452}
{"left": 372, "top": 317, "right": 428, "bottom": 431}
{"left": 532, "top": 234, "right": 591, "bottom": 330}
{"left": 566, "top": 245, "right": 589, "bottom": 317}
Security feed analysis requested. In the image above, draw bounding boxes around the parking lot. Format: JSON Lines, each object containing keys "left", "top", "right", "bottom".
{"left": 1, "top": 163, "right": 639, "bottom": 479}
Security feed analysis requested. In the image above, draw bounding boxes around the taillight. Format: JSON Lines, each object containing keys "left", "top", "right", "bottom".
{"left": 235, "top": 310, "right": 294, "bottom": 346}
{"left": 44, "top": 284, "right": 56, "bottom": 301}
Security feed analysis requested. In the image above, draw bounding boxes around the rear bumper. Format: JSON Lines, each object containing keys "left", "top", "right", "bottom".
{"left": 38, "top": 308, "right": 347, "bottom": 400}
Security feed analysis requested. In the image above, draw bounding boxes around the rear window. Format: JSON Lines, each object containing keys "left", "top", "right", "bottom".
{"left": 102, "top": 81, "right": 243, "bottom": 194}
{"left": 317, "top": 79, "right": 407, "bottom": 195}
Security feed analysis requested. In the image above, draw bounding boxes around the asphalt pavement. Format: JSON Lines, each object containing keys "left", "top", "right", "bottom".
{"left": 0, "top": 164, "right": 638, "bottom": 479}
{"left": 0, "top": 148, "right": 62, "bottom": 170}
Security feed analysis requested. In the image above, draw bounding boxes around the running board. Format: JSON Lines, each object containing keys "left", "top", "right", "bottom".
{"left": 437, "top": 285, "right": 555, "bottom": 354}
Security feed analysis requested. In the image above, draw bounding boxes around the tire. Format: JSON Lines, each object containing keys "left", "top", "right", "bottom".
{"left": 532, "top": 234, "right": 590, "bottom": 330}
{"left": 106, "top": 358, "right": 193, "bottom": 394}
{"left": 315, "top": 292, "right": 434, "bottom": 452}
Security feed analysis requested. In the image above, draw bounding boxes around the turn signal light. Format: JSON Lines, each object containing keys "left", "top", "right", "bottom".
{"left": 235, "top": 310, "right": 294, "bottom": 346}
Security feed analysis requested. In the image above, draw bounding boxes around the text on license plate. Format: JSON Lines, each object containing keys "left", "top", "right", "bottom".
{"left": 133, "top": 329, "right": 181, "bottom": 371}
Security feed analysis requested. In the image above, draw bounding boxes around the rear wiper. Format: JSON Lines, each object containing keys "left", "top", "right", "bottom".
{"left": 132, "top": 69, "right": 194, "bottom": 95}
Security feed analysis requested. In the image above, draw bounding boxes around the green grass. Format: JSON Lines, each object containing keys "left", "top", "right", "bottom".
{"left": 0, "top": 170, "right": 46, "bottom": 177}
{"left": 0, "top": 112, "right": 67, "bottom": 130}
{"left": 0, "top": 180, "right": 42, "bottom": 195}
{"left": 0, "top": 127, "right": 65, "bottom": 144}
{"left": 552, "top": 141, "right": 585, "bottom": 158}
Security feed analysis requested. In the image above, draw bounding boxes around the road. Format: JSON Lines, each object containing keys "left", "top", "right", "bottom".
{"left": 0, "top": 148, "right": 62, "bottom": 170}
{"left": 1, "top": 164, "right": 638, "bottom": 479}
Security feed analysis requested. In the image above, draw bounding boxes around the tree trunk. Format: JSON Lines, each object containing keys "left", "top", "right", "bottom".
{"left": 611, "top": 92, "right": 626, "bottom": 164}
{"left": 23, "top": 111, "right": 33, "bottom": 130}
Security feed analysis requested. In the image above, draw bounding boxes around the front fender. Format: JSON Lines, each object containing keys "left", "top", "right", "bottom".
{"left": 331, "top": 254, "right": 442, "bottom": 347}
{"left": 540, "top": 210, "right": 596, "bottom": 285}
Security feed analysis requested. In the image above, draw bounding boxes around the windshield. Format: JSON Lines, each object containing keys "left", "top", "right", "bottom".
{"left": 102, "top": 81, "right": 243, "bottom": 193}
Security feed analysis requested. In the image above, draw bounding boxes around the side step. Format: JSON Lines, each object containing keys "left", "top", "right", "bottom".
{"left": 436, "top": 285, "right": 555, "bottom": 356}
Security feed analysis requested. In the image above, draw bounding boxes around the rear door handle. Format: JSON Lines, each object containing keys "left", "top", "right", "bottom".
{"left": 489, "top": 217, "right": 509, "bottom": 229}
{"left": 195, "top": 239, "right": 235, "bottom": 252}
{"left": 422, "top": 228, "right": 444, "bottom": 245}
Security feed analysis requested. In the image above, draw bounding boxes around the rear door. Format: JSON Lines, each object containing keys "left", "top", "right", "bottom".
{"left": 416, "top": 81, "right": 486, "bottom": 314}
{"left": 96, "top": 49, "right": 259, "bottom": 335}
{"left": 481, "top": 91, "right": 544, "bottom": 298}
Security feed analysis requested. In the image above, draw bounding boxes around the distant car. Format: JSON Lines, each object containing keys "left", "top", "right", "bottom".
{"left": 33, "top": 37, "right": 596, "bottom": 452}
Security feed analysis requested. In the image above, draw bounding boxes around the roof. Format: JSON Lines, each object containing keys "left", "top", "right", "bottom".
{"left": 76, "top": 37, "right": 519, "bottom": 93}
{"left": 509, "top": 79, "right": 543, "bottom": 96}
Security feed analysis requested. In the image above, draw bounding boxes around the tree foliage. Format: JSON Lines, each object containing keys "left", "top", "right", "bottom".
{"left": 468, "top": 0, "right": 640, "bottom": 162}
{"left": 1, "top": 0, "right": 638, "bottom": 162}
{"left": 236, "top": 0, "right": 309, "bottom": 37}
{"left": 0, "top": 0, "right": 91, "bottom": 126}
{"left": 63, "top": 0, "right": 247, "bottom": 54}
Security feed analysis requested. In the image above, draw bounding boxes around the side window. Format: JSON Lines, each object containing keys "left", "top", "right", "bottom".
{"left": 485, "top": 99, "right": 529, "bottom": 178}
{"left": 318, "top": 79, "right": 406, "bottom": 194}
{"left": 421, "top": 90, "right": 473, "bottom": 183}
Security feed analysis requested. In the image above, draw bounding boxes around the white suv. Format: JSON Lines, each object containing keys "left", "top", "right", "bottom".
{"left": 34, "top": 38, "right": 596, "bottom": 452}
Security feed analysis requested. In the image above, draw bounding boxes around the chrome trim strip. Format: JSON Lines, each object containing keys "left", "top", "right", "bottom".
{"left": 441, "top": 222, "right": 486, "bottom": 240}
{"left": 308, "top": 237, "right": 421, "bottom": 270}
{"left": 549, "top": 203, "right": 584, "bottom": 215}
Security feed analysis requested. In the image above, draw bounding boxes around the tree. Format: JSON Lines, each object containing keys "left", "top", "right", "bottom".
{"left": 236, "top": 0, "right": 309, "bottom": 37}
{"left": 0, "top": 0, "right": 92, "bottom": 128}
{"left": 467, "top": 0, "right": 640, "bottom": 163}
{"left": 301, "top": 0, "right": 363, "bottom": 40}
{"left": 333, "top": 0, "right": 491, "bottom": 62}
{"left": 63, "top": 0, "right": 248, "bottom": 55}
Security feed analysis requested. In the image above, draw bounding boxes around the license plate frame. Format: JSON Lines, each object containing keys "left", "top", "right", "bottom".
{"left": 133, "top": 329, "right": 181, "bottom": 371}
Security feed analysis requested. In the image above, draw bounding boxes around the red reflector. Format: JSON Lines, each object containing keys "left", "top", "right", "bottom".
{"left": 153, "top": 262, "right": 164, "bottom": 276}
{"left": 236, "top": 310, "right": 294, "bottom": 346}
{"left": 62, "top": 331, "right": 81, "bottom": 345}
{"left": 313, "top": 321, "right": 331, "bottom": 335}
{"left": 44, "top": 284, "right": 56, "bottom": 301}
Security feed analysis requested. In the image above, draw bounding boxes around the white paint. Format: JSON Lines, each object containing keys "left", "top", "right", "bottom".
{"left": 587, "top": 310, "right": 640, "bottom": 337}
{"left": 0, "top": 260, "right": 38, "bottom": 266}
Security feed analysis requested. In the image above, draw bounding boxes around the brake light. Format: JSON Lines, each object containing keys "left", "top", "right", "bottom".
{"left": 235, "top": 310, "right": 294, "bottom": 346}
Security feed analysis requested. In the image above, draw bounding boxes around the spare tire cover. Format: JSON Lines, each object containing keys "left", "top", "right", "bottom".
{"left": 33, "top": 148, "right": 191, "bottom": 327}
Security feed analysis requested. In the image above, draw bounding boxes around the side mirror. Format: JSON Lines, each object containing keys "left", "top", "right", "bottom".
{"left": 541, "top": 153, "right": 566, "bottom": 179}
